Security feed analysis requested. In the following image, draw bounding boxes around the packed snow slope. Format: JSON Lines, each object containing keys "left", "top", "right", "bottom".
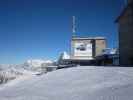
{"left": 0, "top": 66, "right": 133, "bottom": 100}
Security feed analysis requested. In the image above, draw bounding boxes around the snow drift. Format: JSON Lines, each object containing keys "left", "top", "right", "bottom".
{"left": 0, "top": 66, "right": 133, "bottom": 100}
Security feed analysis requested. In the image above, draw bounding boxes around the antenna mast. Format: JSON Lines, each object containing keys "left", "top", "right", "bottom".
{"left": 124, "top": 0, "right": 127, "bottom": 5}
{"left": 72, "top": 16, "right": 76, "bottom": 36}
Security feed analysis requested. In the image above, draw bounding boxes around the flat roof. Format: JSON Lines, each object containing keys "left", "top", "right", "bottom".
{"left": 72, "top": 36, "right": 106, "bottom": 40}
{"left": 62, "top": 58, "right": 95, "bottom": 61}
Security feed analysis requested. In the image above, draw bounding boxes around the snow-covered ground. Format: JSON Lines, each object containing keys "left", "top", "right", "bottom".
{"left": 0, "top": 66, "right": 133, "bottom": 100}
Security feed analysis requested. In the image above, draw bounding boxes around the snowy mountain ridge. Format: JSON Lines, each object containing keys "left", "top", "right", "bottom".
{"left": 0, "top": 59, "right": 53, "bottom": 69}
{"left": 24, "top": 59, "right": 53, "bottom": 67}
{"left": 0, "top": 59, "right": 54, "bottom": 84}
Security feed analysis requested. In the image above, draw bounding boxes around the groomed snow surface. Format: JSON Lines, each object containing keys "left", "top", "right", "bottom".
{"left": 0, "top": 66, "right": 133, "bottom": 100}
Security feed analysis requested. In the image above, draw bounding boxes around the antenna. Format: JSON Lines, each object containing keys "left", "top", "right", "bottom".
{"left": 72, "top": 16, "right": 76, "bottom": 36}
{"left": 124, "top": 0, "right": 127, "bottom": 5}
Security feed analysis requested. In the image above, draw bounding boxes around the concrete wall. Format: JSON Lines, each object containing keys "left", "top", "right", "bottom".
{"left": 118, "top": 3, "right": 133, "bottom": 65}
{"left": 95, "top": 39, "right": 106, "bottom": 56}
{"left": 128, "top": 0, "right": 133, "bottom": 4}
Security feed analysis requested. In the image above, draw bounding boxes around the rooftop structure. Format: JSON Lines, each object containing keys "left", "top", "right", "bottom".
{"left": 71, "top": 36, "right": 106, "bottom": 60}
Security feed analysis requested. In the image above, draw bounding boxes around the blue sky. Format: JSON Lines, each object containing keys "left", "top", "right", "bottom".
{"left": 0, "top": 0, "right": 125, "bottom": 64}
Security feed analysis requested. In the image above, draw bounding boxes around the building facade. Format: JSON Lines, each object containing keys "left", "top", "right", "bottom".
{"left": 116, "top": 0, "right": 133, "bottom": 66}
{"left": 57, "top": 36, "right": 106, "bottom": 67}
{"left": 71, "top": 36, "right": 106, "bottom": 60}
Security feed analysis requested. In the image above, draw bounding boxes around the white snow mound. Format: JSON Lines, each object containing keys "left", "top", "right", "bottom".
{"left": 0, "top": 66, "right": 133, "bottom": 100}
